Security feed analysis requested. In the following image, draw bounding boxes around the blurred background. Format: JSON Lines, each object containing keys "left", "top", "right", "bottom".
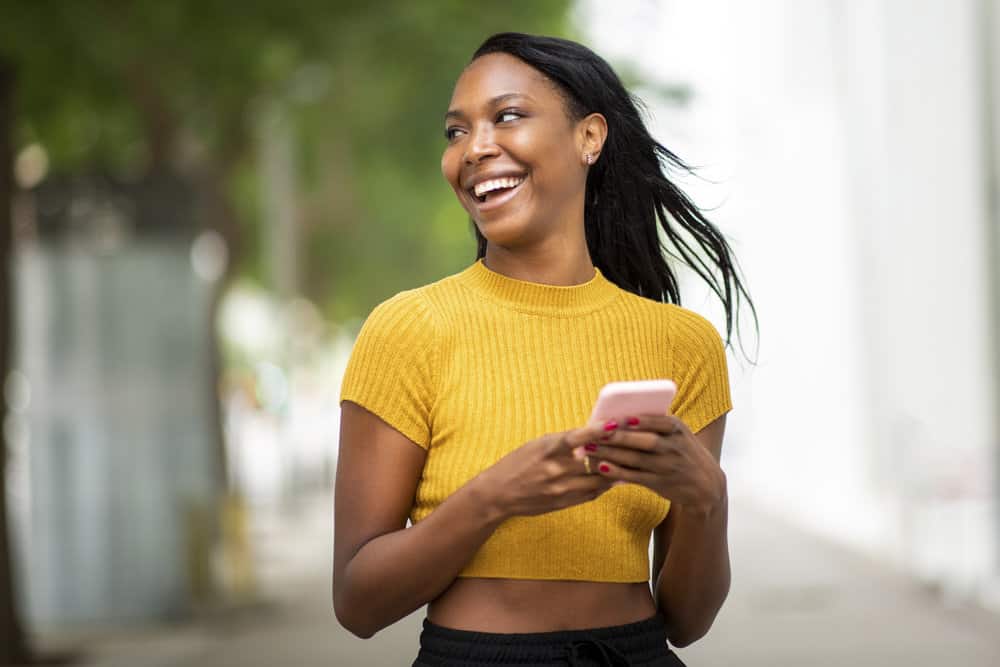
{"left": 1, "top": 1, "right": 998, "bottom": 665}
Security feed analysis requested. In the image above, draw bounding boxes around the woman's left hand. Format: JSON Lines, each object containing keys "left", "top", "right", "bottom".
{"left": 573, "top": 415, "right": 726, "bottom": 515}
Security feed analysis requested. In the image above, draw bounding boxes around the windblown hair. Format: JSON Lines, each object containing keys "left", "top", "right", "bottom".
{"left": 471, "top": 33, "right": 758, "bottom": 358}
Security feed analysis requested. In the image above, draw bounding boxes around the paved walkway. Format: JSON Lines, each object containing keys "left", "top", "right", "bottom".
{"left": 34, "top": 491, "right": 1000, "bottom": 666}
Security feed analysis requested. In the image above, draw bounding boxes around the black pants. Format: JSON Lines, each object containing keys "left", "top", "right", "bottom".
{"left": 413, "top": 614, "right": 688, "bottom": 666}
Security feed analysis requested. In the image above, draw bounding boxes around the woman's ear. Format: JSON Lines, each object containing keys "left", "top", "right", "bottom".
{"left": 578, "top": 112, "right": 608, "bottom": 164}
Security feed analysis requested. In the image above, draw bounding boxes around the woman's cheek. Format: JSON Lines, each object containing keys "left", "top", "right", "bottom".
{"left": 441, "top": 150, "right": 457, "bottom": 186}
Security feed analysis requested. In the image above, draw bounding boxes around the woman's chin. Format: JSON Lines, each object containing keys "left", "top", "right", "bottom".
{"left": 473, "top": 218, "right": 533, "bottom": 248}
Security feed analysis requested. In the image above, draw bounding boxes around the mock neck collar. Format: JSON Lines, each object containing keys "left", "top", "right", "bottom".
{"left": 455, "top": 258, "right": 622, "bottom": 316}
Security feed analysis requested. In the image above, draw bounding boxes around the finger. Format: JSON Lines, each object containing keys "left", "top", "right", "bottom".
{"left": 600, "top": 429, "right": 663, "bottom": 453}
{"left": 564, "top": 423, "right": 616, "bottom": 450}
{"left": 565, "top": 473, "right": 615, "bottom": 492}
{"left": 592, "top": 459, "right": 659, "bottom": 487}
{"left": 553, "top": 473, "right": 614, "bottom": 502}
{"left": 588, "top": 444, "right": 655, "bottom": 471}
{"left": 574, "top": 476, "right": 617, "bottom": 501}
{"left": 620, "top": 414, "right": 688, "bottom": 437}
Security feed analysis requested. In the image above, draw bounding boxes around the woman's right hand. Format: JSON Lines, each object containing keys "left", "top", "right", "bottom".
{"left": 476, "top": 424, "right": 618, "bottom": 519}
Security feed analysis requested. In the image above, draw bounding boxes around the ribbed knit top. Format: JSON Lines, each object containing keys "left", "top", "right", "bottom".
{"left": 339, "top": 258, "right": 732, "bottom": 582}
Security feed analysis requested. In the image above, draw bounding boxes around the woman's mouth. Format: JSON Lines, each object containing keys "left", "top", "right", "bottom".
{"left": 468, "top": 175, "right": 527, "bottom": 212}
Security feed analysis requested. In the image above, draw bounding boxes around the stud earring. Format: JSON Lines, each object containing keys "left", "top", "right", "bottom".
{"left": 584, "top": 153, "right": 593, "bottom": 165}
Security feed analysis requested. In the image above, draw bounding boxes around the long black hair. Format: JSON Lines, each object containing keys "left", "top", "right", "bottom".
{"left": 471, "top": 33, "right": 758, "bottom": 360}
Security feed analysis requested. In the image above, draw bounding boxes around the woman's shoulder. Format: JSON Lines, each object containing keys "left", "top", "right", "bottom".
{"left": 664, "top": 302, "right": 723, "bottom": 339}
{"left": 357, "top": 270, "right": 468, "bottom": 339}
{"left": 618, "top": 292, "right": 725, "bottom": 349}
{"left": 355, "top": 286, "right": 439, "bottom": 348}
{"left": 368, "top": 285, "right": 433, "bottom": 316}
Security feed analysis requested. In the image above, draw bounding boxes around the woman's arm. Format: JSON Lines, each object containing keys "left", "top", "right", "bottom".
{"left": 332, "top": 401, "right": 506, "bottom": 639}
{"left": 651, "top": 414, "right": 730, "bottom": 647}
{"left": 333, "top": 400, "right": 612, "bottom": 638}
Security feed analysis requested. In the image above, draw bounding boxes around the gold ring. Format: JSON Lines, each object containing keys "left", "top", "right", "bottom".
{"left": 583, "top": 455, "right": 592, "bottom": 475}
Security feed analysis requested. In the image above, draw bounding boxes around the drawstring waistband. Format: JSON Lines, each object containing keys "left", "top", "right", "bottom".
{"left": 414, "top": 613, "right": 684, "bottom": 666}
{"left": 564, "top": 635, "right": 632, "bottom": 665}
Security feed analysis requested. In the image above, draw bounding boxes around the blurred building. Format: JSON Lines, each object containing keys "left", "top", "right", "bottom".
{"left": 7, "top": 173, "right": 223, "bottom": 627}
{"left": 582, "top": 0, "right": 1000, "bottom": 608}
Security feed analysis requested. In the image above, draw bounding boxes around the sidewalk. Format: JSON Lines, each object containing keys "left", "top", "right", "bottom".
{"left": 36, "top": 491, "right": 1000, "bottom": 666}
{"left": 682, "top": 498, "right": 1000, "bottom": 666}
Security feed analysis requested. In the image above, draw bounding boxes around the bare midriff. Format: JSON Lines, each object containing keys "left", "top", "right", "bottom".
{"left": 426, "top": 578, "right": 659, "bottom": 633}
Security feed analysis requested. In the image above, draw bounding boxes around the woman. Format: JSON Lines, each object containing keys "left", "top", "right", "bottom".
{"left": 333, "top": 32, "right": 757, "bottom": 666}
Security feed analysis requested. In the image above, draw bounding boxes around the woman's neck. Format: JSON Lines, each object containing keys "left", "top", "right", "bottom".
{"left": 483, "top": 241, "right": 595, "bottom": 287}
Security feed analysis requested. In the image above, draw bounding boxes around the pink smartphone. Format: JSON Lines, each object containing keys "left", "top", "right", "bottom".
{"left": 587, "top": 379, "right": 677, "bottom": 428}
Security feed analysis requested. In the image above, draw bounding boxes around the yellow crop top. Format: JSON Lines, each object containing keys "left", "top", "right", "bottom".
{"left": 339, "top": 258, "right": 732, "bottom": 582}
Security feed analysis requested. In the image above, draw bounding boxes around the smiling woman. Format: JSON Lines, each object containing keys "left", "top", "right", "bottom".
{"left": 441, "top": 54, "right": 600, "bottom": 263}
{"left": 333, "top": 32, "right": 758, "bottom": 666}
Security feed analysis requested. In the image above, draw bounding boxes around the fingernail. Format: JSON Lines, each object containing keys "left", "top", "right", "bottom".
{"left": 584, "top": 443, "right": 598, "bottom": 452}
{"left": 626, "top": 416, "right": 639, "bottom": 426}
{"left": 599, "top": 463, "right": 610, "bottom": 473}
{"left": 603, "top": 420, "right": 618, "bottom": 431}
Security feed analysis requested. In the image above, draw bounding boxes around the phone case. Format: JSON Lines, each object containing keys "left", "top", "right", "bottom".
{"left": 587, "top": 379, "right": 677, "bottom": 427}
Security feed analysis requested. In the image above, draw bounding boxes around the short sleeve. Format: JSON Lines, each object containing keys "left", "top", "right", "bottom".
{"left": 339, "top": 290, "right": 438, "bottom": 449}
{"left": 668, "top": 306, "right": 733, "bottom": 434}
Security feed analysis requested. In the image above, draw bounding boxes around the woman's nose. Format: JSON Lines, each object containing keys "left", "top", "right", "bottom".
{"left": 464, "top": 124, "right": 501, "bottom": 164}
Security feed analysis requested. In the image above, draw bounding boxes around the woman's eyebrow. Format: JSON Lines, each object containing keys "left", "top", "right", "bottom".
{"left": 445, "top": 93, "right": 533, "bottom": 121}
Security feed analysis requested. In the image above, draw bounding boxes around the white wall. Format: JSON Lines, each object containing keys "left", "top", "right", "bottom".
{"left": 9, "top": 244, "right": 221, "bottom": 626}
{"left": 579, "top": 0, "right": 999, "bottom": 603}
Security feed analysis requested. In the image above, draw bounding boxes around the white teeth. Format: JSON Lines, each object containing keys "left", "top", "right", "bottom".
{"left": 473, "top": 176, "right": 525, "bottom": 198}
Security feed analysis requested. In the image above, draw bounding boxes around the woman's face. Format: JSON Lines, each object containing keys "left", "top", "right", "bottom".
{"left": 441, "top": 53, "right": 590, "bottom": 250}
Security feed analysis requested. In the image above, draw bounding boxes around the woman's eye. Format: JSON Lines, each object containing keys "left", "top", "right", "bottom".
{"left": 444, "top": 111, "right": 520, "bottom": 141}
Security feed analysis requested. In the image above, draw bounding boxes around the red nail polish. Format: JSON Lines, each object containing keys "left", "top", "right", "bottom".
{"left": 584, "top": 443, "right": 598, "bottom": 452}
{"left": 599, "top": 463, "right": 610, "bottom": 473}
{"left": 603, "top": 420, "right": 618, "bottom": 431}
{"left": 626, "top": 416, "right": 639, "bottom": 426}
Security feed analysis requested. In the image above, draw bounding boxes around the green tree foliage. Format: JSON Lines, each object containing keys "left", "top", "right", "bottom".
{"left": 0, "top": 5, "right": 575, "bottom": 661}
{"left": 1, "top": 0, "right": 575, "bottom": 321}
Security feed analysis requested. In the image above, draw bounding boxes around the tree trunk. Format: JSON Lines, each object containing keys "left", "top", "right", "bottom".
{"left": 199, "top": 165, "right": 243, "bottom": 494}
{"left": 192, "top": 158, "right": 257, "bottom": 601}
{"left": 0, "top": 58, "right": 32, "bottom": 667}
